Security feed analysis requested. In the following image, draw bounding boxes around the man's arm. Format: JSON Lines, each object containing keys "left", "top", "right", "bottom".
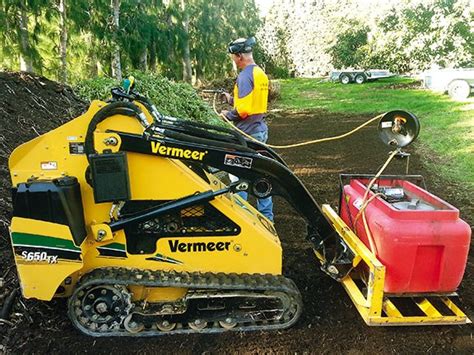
{"left": 224, "top": 108, "right": 240, "bottom": 121}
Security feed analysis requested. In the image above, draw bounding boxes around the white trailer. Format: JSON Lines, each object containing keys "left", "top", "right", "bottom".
{"left": 330, "top": 69, "right": 394, "bottom": 84}
{"left": 422, "top": 68, "right": 474, "bottom": 100}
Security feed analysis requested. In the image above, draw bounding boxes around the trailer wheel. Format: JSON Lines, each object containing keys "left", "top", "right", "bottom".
{"left": 448, "top": 80, "right": 470, "bottom": 100}
{"left": 354, "top": 73, "right": 366, "bottom": 84}
{"left": 339, "top": 73, "right": 351, "bottom": 85}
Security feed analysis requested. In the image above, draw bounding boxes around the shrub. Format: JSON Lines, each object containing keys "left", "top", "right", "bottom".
{"left": 74, "top": 71, "right": 220, "bottom": 124}
{"left": 329, "top": 23, "right": 369, "bottom": 69}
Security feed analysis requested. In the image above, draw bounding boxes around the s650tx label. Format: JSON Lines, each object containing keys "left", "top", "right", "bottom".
{"left": 21, "top": 251, "right": 58, "bottom": 264}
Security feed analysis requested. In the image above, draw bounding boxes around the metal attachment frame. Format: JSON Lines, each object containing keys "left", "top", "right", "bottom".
{"left": 321, "top": 204, "right": 471, "bottom": 326}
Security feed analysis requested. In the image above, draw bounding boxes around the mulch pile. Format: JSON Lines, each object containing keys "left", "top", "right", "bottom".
{"left": 0, "top": 72, "right": 86, "bottom": 350}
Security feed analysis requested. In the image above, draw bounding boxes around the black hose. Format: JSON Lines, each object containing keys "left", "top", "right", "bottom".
{"left": 163, "top": 117, "right": 247, "bottom": 146}
{"left": 162, "top": 129, "right": 255, "bottom": 153}
{"left": 84, "top": 101, "right": 145, "bottom": 159}
{"left": 156, "top": 122, "right": 244, "bottom": 146}
{"left": 128, "top": 92, "right": 248, "bottom": 147}
{"left": 135, "top": 98, "right": 159, "bottom": 119}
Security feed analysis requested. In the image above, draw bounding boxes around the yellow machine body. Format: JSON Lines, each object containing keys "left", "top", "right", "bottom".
{"left": 8, "top": 99, "right": 469, "bottom": 335}
{"left": 9, "top": 101, "right": 281, "bottom": 302}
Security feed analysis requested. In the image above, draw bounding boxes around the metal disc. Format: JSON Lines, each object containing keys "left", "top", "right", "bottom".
{"left": 188, "top": 319, "right": 207, "bottom": 330}
{"left": 377, "top": 110, "right": 420, "bottom": 148}
{"left": 219, "top": 318, "right": 238, "bottom": 329}
{"left": 123, "top": 314, "right": 144, "bottom": 334}
{"left": 156, "top": 320, "right": 176, "bottom": 332}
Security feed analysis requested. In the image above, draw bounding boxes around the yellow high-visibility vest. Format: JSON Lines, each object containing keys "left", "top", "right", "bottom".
{"left": 233, "top": 66, "right": 269, "bottom": 119}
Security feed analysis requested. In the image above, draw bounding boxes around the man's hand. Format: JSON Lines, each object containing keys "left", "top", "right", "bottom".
{"left": 220, "top": 110, "right": 229, "bottom": 119}
{"left": 222, "top": 92, "right": 232, "bottom": 103}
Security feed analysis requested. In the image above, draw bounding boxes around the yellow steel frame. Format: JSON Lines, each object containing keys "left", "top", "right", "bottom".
{"left": 321, "top": 204, "right": 471, "bottom": 326}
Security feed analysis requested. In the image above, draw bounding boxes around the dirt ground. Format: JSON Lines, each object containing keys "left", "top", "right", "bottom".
{"left": 0, "top": 73, "right": 472, "bottom": 354}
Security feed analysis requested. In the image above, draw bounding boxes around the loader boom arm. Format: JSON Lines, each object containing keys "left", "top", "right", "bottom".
{"left": 114, "top": 130, "right": 335, "bottom": 246}
{"left": 82, "top": 98, "right": 344, "bottom": 270}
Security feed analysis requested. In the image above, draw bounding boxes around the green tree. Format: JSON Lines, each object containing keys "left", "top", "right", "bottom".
{"left": 366, "top": 0, "right": 473, "bottom": 72}
{"left": 0, "top": 0, "right": 49, "bottom": 72}
{"left": 329, "top": 23, "right": 369, "bottom": 69}
{"left": 188, "top": 0, "right": 261, "bottom": 81}
{"left": 0, "top": 0, "right": 263, "bottom": 82}
{"left": 259, "top": 0, "right": 473, "bottom": 76}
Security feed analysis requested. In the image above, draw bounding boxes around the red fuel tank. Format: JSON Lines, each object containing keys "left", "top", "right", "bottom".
{"left": 340, "top": 177, "right": 471, "bottom": 293}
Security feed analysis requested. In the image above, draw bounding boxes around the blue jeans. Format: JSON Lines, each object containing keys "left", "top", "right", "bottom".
{"left": 237, "top": 130, "right": 274, "bottom": 222}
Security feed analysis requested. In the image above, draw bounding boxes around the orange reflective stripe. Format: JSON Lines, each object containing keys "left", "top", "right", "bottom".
{"left": 235, "top": 94, "right": 253, "bottom": 118}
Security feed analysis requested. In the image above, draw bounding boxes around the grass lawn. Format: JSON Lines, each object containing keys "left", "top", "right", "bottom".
{"left": 276, "top": 77, "right": 474, "bottom": 187}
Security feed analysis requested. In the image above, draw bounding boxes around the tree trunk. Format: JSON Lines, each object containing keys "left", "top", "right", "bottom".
{"left": 181, "top": 0, "right": 192, "bottom": 83}
{"left": 139, "top": 48, "right": 148, "bottom": 71}
{"left": 19, "top": 3, "right": 33, "bottom": 73}
{"left": 87, "top": 34, "right": 99, "bottom": 77}
{"left": 111, "top": 0, "right": 122, "bottom": 81}
{"left": 195, "top": 61, "right": 203, "bottom": 85}
{"left": 89, "top": 51, "right": 99, "bottom": 77}
{"left": 149, "top": 38, "right": 157, "bottom": 72}
{"left": 58, "top": 0, "right": 68, "bottom": 83}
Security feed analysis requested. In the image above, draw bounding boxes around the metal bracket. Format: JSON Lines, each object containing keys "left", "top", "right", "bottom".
{"left": 91, "top": 223, "right": 114, "bottom": 242}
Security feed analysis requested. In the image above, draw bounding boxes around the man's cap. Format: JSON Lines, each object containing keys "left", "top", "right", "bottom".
{"left": 228, "top": 37, "right": 256, "bottom": 54}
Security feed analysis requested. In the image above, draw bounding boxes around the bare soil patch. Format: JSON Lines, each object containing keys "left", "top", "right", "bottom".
{"left": 376, "top": 80, "right": 423, "bottom": 90}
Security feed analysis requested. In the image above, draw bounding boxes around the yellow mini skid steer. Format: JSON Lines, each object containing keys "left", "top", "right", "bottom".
{"left": 8, "top": 85, "right": 470, "bottom": 336}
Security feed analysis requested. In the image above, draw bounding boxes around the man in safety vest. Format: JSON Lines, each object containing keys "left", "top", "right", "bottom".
{"left": 221, "top": 36, "right": 273, "bottom": 222}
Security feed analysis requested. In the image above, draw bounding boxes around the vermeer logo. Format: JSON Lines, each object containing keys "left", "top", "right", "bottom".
{"left": 151, "top": 141, "right": 207, "bottom": 161}
{"left": 169, "top": 240, "right": 231, "bottom": 253}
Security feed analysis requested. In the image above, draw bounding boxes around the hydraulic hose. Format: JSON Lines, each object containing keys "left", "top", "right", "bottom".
{"left": 84, "top": 101, "right": 147, "bottom": 159}
{"left": 212, "top": 93, "right": 385, "bottom": 149}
